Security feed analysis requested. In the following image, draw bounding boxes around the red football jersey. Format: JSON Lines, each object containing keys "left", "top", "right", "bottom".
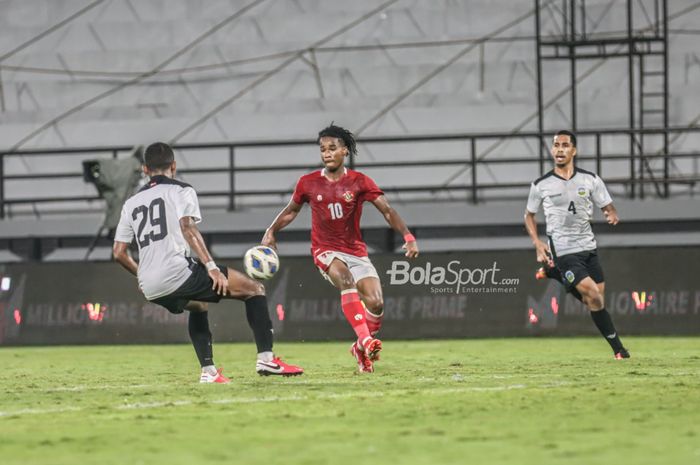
{"left": 292, "top": 168, "right": 384, "bottom": 257}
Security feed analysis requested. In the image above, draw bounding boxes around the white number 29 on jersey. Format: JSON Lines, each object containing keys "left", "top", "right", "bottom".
{"left": 327, "top": 202, "right": 343, "bottom": 220}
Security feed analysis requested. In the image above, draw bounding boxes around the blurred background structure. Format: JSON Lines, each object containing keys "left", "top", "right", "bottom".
{"left": 0, "top": 0, "right": 698, "bottom": 261}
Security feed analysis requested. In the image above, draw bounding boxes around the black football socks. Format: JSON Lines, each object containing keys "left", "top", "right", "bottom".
{"left": 245, "top": 295, "right": 274, "bottom": 354}
{"left": 590, "top": 309, "right": 624, "bottom": 353}
{"left": 188, "top": 311, "right": 214, "bottom": 367}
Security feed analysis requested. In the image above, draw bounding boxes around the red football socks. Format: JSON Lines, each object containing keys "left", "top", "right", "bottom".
{"left": 365, "top": 307, "right": 383, "bottom": 336}
{"left": 341, "top": 289, "right": 371, "bottom": 344}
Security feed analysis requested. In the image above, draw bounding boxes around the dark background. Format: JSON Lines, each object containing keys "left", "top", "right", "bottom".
{"left": 1, "top": 247, "right": 698, "bottom": 345}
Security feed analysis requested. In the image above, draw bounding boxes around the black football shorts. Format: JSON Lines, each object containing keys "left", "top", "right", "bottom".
{"left": 150, "top": 259, "right": 229, "bottom": 314}
{"left": 553, "top": 249, "right": 604, "bottom": 291}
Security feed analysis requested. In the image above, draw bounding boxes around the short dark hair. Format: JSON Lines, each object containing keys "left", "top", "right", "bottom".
{"left": 317, "top": 123, "right": 357, "bottom": 157}
{"left": 144, "top": 142, "right": 174, "bottom": 170}
{"left": 554, "top": 130, "right": 577, "bottom": 147}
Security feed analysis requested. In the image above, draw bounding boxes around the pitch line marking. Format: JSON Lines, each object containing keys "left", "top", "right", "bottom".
{"left": 23, "top": 373, "right": 566, "bottom": 394}
{"left": 40, "top": 384, "right": 156, "bottom": 393}
{"left": 0, "top": 382, "right": 571, "bottom": 418}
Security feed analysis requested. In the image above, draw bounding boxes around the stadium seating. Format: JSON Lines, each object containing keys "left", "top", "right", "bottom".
{"left": 0, "top": 0, "right": 699, "bottom": 259}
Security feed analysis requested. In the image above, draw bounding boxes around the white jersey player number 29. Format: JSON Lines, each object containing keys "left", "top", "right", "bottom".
{"left": 132, "top": 197, "right": 169, "bottom": 247}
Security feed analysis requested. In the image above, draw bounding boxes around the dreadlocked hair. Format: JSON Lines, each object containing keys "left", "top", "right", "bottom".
{"left": 317, "top": 123, "right": 357, "bottom": 157}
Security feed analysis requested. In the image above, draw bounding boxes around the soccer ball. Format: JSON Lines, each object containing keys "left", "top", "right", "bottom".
{"left": 244, "top": 246, "right": 280, "bottom": 280}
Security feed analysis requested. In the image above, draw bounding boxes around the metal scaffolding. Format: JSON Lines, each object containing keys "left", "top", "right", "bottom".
{"left": 535, "top": 0, "right": 670, "bottom": 198}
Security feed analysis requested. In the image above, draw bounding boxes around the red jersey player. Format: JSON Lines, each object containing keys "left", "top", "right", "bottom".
{"left": 262, "top": 124, "right": 419, "bottom": 373}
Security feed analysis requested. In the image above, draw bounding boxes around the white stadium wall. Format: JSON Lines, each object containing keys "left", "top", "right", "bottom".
{"left": 0, "top": 0, "right": 698, "bottom": 217}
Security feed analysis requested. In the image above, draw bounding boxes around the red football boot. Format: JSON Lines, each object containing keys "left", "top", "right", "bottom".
{"left": 256, "top": 357, "right": 304, "bottom": 376}
{"left": 199, "top": 367, "right": 231, "bottom": 384}
{"left": 362, "top": 336, "right": 382, "bottom": 362}
{"left": 350, "top": 341, "right": 374, "bottom": 373}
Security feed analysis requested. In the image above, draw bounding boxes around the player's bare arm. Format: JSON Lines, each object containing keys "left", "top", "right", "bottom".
{"left": 113, "top": 241, "right": 138, "bottom": 276}
{"left": 261, "top": 199, "right": 302, "bottom": 250}
{"left": 524, "top": 210, "right": 553, "bottom": 266}
{"left": 180, "top": 216, "right": 228, "bottom": 296}
{"left": 370, "top": 195, "right": 419, "bottom": 258}
{"left": 601, "top": 203, "right": 619, "bottom": 225}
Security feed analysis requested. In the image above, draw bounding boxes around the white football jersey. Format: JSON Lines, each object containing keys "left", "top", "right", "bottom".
{"left": 114, "top": 175, "right": 201, "bottom": 299}
{"left": 526, "top": 168, "right": 612, "bottom": 257}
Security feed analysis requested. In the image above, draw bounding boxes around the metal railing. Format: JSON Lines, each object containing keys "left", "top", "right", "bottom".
{"left": 1, "top": 126, "right": 699, "bottom": 219}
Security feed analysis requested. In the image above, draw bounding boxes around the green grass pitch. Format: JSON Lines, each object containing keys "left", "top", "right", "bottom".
{"left": 1, "top": 337, "right": 698, "bottom": 465}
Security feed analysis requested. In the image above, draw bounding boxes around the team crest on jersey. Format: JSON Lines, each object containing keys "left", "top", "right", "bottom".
{"left": 565, "top": 270, "right": 576, "bottom": 283}
{"left": 342, "top": 191, "right": 354, "bottom": 202}
{"left": 317, "top": 194, "right": 323, "bottom": 201}
{"left": 577, "top": 187, "right": 587, "bottom": 197}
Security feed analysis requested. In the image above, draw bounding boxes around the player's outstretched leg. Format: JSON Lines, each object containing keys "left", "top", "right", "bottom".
{"left": 325, "top": 260, "right": 381, "bottom": 371}
{"left": 357, "top": 277, "right": 384, "bottom": 337}
{"left": 575, "top": 279, "right": 630, "bottom": 359}
{"left": 185, "top": 302, "right": 230, "bottom": 384}
{"left": 223, "top": 267, "right": 303, "bottom": 376}
{"left": 341, "top": 289, "right": 381, "bottom": 358}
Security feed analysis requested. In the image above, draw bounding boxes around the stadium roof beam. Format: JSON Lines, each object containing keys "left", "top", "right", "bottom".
{"left": 5, "top": 0, "right": 269, "bottom": 153}
{"left": 168, "top": 0, "right": 402, "bottom": 146}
